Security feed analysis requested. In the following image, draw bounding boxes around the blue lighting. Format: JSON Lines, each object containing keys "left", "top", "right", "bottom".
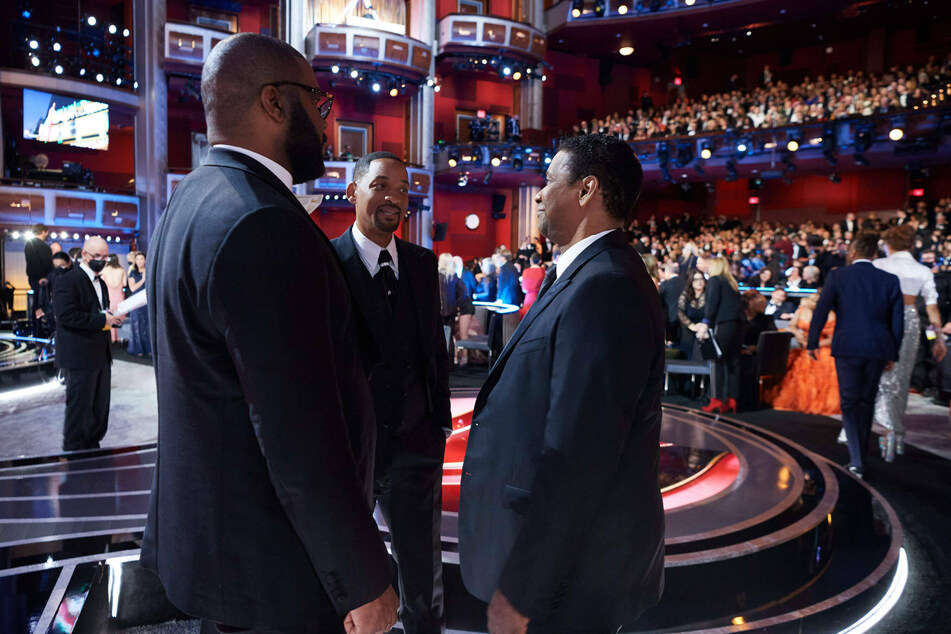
{"left": 22, "top": 9, "right": 31, "bottom": 18}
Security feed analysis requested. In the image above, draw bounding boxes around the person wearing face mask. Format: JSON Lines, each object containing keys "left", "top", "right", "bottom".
{"left": 52, "top": 236, "right": 125, "bottom": 451}
{"left": 332, "top": 152, "right": 451, "bottom": 634}
{"left": 141, "top": 34, "right": 398, "bottom": 634}
{"left": 34, "top": 251, "right": 73, "bottom": 336}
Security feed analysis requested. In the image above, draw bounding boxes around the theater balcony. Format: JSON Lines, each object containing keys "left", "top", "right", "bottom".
{"left": 436, "top": 14, "right": 547, "bottom": 81}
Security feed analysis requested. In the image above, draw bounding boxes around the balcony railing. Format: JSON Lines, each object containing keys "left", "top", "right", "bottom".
{"left": 437, "top": 14, "right": 546, "bottom": 63}
{"left": 0, "top": 184, "right": 139, "bottom": 232}
{"left": 304, "top": 24, "right": 432, "bottom": 81}
{"left": 164, "top": 21, "right": 231, "bottom": 67}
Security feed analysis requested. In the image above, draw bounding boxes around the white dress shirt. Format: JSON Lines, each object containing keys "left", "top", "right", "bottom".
{"left": 79, "top": 261, "right": 105, "bottom": 309}
{"left": 873, "top": 251, "right": 938, "bottom": 304}
{"left": 352, "top": 224, "right": 399, "bottom": 279}
{"left": 555, "top": 228, "right": 617, "bottom": 279}
{"left": 213, "top": 144, "right": 293, "bottom": 192}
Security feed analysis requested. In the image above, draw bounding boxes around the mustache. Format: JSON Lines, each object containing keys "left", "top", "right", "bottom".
{"left": 377, "top": 204, "right": 402, "bottom": 214}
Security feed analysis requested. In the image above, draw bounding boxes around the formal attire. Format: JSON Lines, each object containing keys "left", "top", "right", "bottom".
{"left": 772, "top": 317, "right": 840, "bottom": 416}
{"left": 53, "top": 263, "right": 112, "bottom": 451}
{"left": 24, "top": 236, "right": 53, "bottom": 336}
{"left": 459, "top": 229, "right": 665, "bottom": 631}
{"left": 703, "top": 276, "right": 746, "bottom": 404}
{"left": 332, "top": 225, "right": 451, "bottom": 634}
{"left": 677, "top": 291, "right": 706, "bottom": 359}
{"left": 807, "top": 260, "right": 903, "bottom": 475}
{"left": 126, "top": 269, "right": 151, "bottom": 355}
{"left": 141, "top": 147, "right": 391, "bottom": 630}
{"left": 872, "top": 251, "right": 938, "bottom": 460}
{"left": 659, "top": 276, "right": 685, "bottom": 343}
{"left": 496, "top": 261, "right": 521, "bottom": 305}
{"left": 764, "top": 300, "right": 795, "bottom": 318}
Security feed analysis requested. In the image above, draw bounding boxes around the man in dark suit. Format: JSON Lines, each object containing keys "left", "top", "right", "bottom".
{"left": 659, "top": 263, "right": 685, "bottom": 343}
{"left": 24, "top": 223, "right": 53, "bottom": 336}
{"left": 808, "top": 232, "right": 904, "bottom": 478}
{"left": 459, "top": 134, "right": 666, "bottom": 633}
{"left": 764, "top": 287, "right": 795, "bottom": 321}
{"left": 53, "top": 236, "right": 123, "bottom": 451}
{"left": 840, "top": 212, "right": 861, "bottom": 236}
{"left": 332, "top": 152, "right": 451, "bottom": 634}
{"left": 495, "top": 251, "right": 522, "bottom": 306}
{"left": 140, "top": 34, "right": 398, "bottom": 633}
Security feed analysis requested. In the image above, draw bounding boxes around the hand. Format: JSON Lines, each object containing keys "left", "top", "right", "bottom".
{"left": 487, "top": 590, "right": 529, "bottom": 634}
{"left": 35, "top": 308, "right": 45, "bottom": 318}
{"left": 806, "top": 349, "right": 819, "bottom": 361}
{"left": 933, "top": 336, "right": 947, "bottom": 362}
{"left": 344, "top": 586, "right": 399, "bottom": 634}
{"left": 687, "top": 323, "right": 699, "bottom": 332}
{"left": 105, "top": 312, "right": 125, "bottom": 328}
{"left": 941, "top": 322, "right": 951, "bottom": 336}
{"left": 695, "top": 323, "right": 710, "bottom": 340}
{"left": 884, "top": 360, "right": 895, "bottom": 372}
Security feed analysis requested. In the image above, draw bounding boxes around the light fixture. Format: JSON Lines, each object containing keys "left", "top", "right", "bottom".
{"left": 108, "top": 24, "right": 117, "bottom": 34}
{"left": 96, "top": 73, "right": 104, "bottom": 82}
{"left": 434, "top": 85, "right": 441, "bottom": 92}
{"left": 426, "top": 78, "right": 434, "bottom": 87}
{"left": 331, "top": 64, "right": 340, "bottom": 73}
{"left": 350, "top": 69, "right": 359, "bottom": 79}
{"left": 133, "top": 81, "right": 138, "bottom": 89}
{"left": 571, "top": 0, "right": 584, "bottom": 18}
{"left": 685, "top": 0, "right": 696, "bottom": 4}
{"left": 389, "top": 87, "right": 398, "bottom": 97}
{"left": 123, "top": 28, "right": 130, "bottom": 37}
{"left": 87, "top": 16, "right": 97, "bottom": 26}
{"left": 79, "top": 67, "right": 86, "bottom": 76}
{"left": 594, "top": 0, "right": 605, "bottom": 17}
{"left": 371, "top": 81, "right": 381, "bottom": 92}
{"left": 72, "top": 233, "right": 79, "bottom": 240}
{"left": 448, "top": 151, "right": 459, "bottom": 168}
{"left": 619, "top": 46, "right": 634, "bottom": 56}
{"left": 502, "top": 66, "right": 512, "bottom": 76}
{"left": 490, "top": 153, "right": 502, "bottom": 167}
{"left": 52, "top": 42, "right": 61, "bottom": 52}
{"left": 116, "top": 77, "right": 122, "bottom": 85}
{"left": 30, "top": 55, "right": 40, "bottom": 67}
{"left": 512, "top": 70, "right": 522, "bottom": 80}
{"left": 889, "top": 127, "right": 904, "bottom": 141}
{"left": 737, "top": 141, "right": 748, "bottom": 153}
{"left": 699, "top": 140, "right": 714, "bottom": 160}
{"left": 54, "top": 64, "right": 63, "bottom": 74}
{"left": 29, "top": 39, "right": 38, "bottom": 50}
{"left": 618, "top": 3, "right": 629, "bottom": 14}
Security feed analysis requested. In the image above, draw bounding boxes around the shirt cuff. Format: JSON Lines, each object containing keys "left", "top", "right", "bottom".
{"left": 701, "top": 318, "right": 711, "bottom": 325}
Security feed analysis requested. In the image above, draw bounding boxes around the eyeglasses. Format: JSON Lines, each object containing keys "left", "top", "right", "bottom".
{"left": 264, "top": 81, "right": 334, "bottom": 119}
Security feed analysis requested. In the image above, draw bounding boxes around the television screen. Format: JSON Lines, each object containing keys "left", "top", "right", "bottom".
{"left": 22, "top": 88, "right": 109, "bottom": 150}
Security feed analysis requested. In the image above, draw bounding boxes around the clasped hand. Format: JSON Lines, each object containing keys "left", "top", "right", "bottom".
{"left": 344, "top": 585, "right": 399, "bottom": 634}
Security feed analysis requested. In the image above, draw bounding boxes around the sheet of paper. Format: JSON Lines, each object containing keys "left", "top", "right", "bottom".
{"left": 117, "top": 290, "right": 147, "bottom": 314}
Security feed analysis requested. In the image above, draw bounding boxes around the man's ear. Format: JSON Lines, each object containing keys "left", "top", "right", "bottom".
{"left": 578, "top": 175, "right": 599, "bottom": 207}
{"left": 346, "top": 181, "right": 357, "bottom": 203}
{"left": 259, "top": 85, "right": 287, "bottom": 124}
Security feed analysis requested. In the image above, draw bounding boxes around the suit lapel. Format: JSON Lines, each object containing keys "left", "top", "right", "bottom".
{"left": 396, "top": 239, "right": 432, "bottom": 358}
{"left": 337, "top": 227, "right": 388, "bottom": 349}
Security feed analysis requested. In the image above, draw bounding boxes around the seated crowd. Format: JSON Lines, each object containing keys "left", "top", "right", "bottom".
{"left": 566, "top": 53, "right": 951, "bottom": 140}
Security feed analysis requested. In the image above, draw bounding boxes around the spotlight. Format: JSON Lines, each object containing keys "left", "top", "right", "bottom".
{"left": 448, "top": 151, "right": 459, "bottom": 168}
{"left": 52, "top": 42, "right": 61, "bottom": 52}
{"left": 571, "top": 0, "right": 584, "bottom": 18}
{"left": 512, "top": 70, "right": 522, "bottom": 80}
{"left": 787, "top": 140, "right": 799, "bottom": 152}
{"left": 350, "top": 69, "right": 359, "bottom": 79}
{"left": 133, "top": 81, "right": 138, "bottom": 89}
{"left": 331, "top": 64, "right": 340, "bottom": 73}
{"left": 72, "top": 233, "right": 79, "bottom": 240}
{"left": 490, "top": 153, "right": 502, "bottom": 167}
{"left": 54, "top": 64, "right": 63, "bottom": 74}
{"left": 736, "top": 140, "right": 748, "bottom": 153}
{"left": 21, "top": 7, "right": 31, "bottom": 19}
{"left": 123, "top": 28, "right": 130, "bottom": 37}
{"left": 594, "top": 0, "right": 606, "bottom": 17}
{"left": 371, "top": 81, "right": 381, "bottom": 92}
{"left": 96, "top": 73, "right": 104, "bottom": 82}
{"left": 502, "top": 66, "right": 512, "bottom": 77}
{"left": 389, "top": 87, "right": 398, "bottom": 97}
{"left": 29, "top": 39, "right": 38, "bottom": 50}
{"left": 618, "top": 2, "right": 629, "bottom": 14}
{"left": 543, "top": 150, "right": 554, "bottom": 165}
{"left": 458, "top": 172, "right": 468, "bottom": 187}
{"left": 11, "top": 231, "right": 20, "bottom": 239}
{"left": 426, "top": 78, "right": 434, "bottom": 87}
{"left": 79, "top": 67, "right": 86, "bottom": 76}
{"left": 106, "top": 236, "right": 112, "bottom": 242}
{"left": 30, "top": 55, "right": 40, "bottom": 67}
{"left": 619, "top": 46, "right": 634, "bottom": 56}
{"left": 108, "top": 24, "right": 117, "bottom": 34}
{"left": 699, "top": 141, "right": 714, "bottom": 160}
{"left": 685, "top": 0, "right": 696, "bottom": 4}
{"left": 434, "top": 85, "right": 441, "bottom": 92}
{"left": 889, "top": 127, "right": 904, "bottom": 141}
{"left": 87, "top": 16, "right": 97, "bottom": 26}
{"left": 116, "top": 77, "right": 122, "bottom": 85}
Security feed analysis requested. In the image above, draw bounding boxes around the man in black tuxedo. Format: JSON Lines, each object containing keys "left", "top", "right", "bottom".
{"left": 332, "top": 152, "right": 451, "bottom": 634}
{"left": 459, "top": 134, "right": 665, "bottom": 633}
{"left": 140, "top": 34, "right": 398, "bottom": 633}
{"left": 808, "top": 232, "right": 903, "bottom": 478}
{"left": 659, "top": 263, "right": 685, "bottom": 343}
{"left": 840, "top": 212, "right": 861, "bottom": 235}
{"left": 53, "top": 236, "right": 123, "bottom": 451}
{"left": 764, "top": 287, "right": 795, "bottom": 321}
{"left": 24, "top": 223, "right": 53, "bottom": 336}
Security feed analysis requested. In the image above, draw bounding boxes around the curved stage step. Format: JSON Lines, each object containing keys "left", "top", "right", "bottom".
{"left": 0, "top": 405, "right": 904, "bottom": 633}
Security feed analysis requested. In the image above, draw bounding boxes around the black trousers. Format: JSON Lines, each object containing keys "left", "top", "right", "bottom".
{"left": 527, "top": 623, "right": 617, "bottom": 634}
{"left": 835, "top": 356, "right": 887, "bottom": 472}
{"left": 28, "top": 277, "right": 42, "bottom": 338}
{"left": 200, "top": 617, "right": 342, "bottom": 634}
{"left": 375, "top": 426, "right": 446, "bottom": 634}
{"left": 712, "top": 320, "right": 746, "bottom": 401}
{"left": 62, "top": 364, "right": 111, "bottom": 451}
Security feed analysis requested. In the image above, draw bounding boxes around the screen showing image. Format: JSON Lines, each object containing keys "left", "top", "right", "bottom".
{"left": 22, "top": 88, "right": 109, "bottom": 150}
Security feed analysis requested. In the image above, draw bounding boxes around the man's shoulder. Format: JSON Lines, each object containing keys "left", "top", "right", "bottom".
{"left": 396, "top": 237, "right": 436, "bottom": 263}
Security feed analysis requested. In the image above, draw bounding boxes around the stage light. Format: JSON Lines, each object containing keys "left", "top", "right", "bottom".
{"left": 371, "top": 81, "right": 381, "bottom": 92}
{"left": 106, "top": 236, "right": 112, "bottom": 242}
{"left": 544, "top": 153, "right": 553, "bottom": 165}
{"left": 542, "top": 74, "right": 547, "bottom": 81}
{"left": 502, "top": 66, "right": 512, "bottom": 76}
{"left": 426, "top": 78, "right": 434, "bottom": 87}
{"left": 571, "top": 0, "right": 584, "bottom": 18}
{"left": 787, "top": 140, "right": 799, "bottom": 152}
{"left": 52, "top": 42, "right": 61, "bottom": 52}
{"left": 123, "top": 28, "right": 130, "bottom": 37}
{"left": 96, "top": 73, "right": 104, "bottom": 82}
{"left": 11, "top": 231, "right": 20, "bottom": 239}
{"left": 736, "top": 141, "right": 748, "bottom": 153}
{"left": 54, "top": 64, "right": 63, "bottom": 74}
{"left": 617, "top": 2, "right": 629, "bottom": 15}
{"left": 350, "top": 69, "right": 359, "bottom": 79}
{"left": 458, "top": 172, "right": 468, "bottom": 187}
{"left": 116, "top": 77, "right": 122, "bottom": 85}
{"left": 512, "top": 70, "right": 522, "bottom": 81}
{"left": 699, "top": 141, "right": 714, "bottom": 160}
{"left": 59, "top": 231, "right": 68, "bottom": 239}
{"left": 619, "top": 46, "right": 634, "bottom": 56}
{"left": 434, "top": 85, "right": 441, "bottom": 92}
{"left": 79, "top": 67, "right": 86, "bottom": 76}
{"left": 685, "top": 0, "right": 696, "bottom": 5}
{"left": 748, "top": 196, "right": 759, "bottom": 205}
{"left": 331, "top": 64, "right": 340, "bottom": 73}
{"left": 889, "top": 127, "right": 904, "bottom": 141}
{"left": 108, "top": 24, "right": 117, "bottom": 34}
{"left": 448, "top": 151, "right": 459, "bottom": 168}
{"left": 389, "top": 87, "right": 398, "bottom": 97}
{"left": 490, "top": 153, "right": 502, "bottom": 167}
{"left": 133, "top": 81, "right": 138, "bottom": 89}
{"left": 30, "top": 55, "right": 40, "bottom": 67}
{"left": 72, "top": 233, "right": 79, "bottom": 239}
{"left": 87, "top": 16, "right": 97, "bottom": 26}
{"left": 594, "top": 0, "right": 605, "bottom": 17}
{"left": 115, "top": 237, "right": 121, "bottom": 243}
{"left": 29, "top": 39, "right": 38, "bottom": 50}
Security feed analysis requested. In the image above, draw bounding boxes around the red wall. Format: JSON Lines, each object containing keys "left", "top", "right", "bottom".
{"left": 166, "top": 0, "right": 271, "bottom": 34}
{"left": 322, "top": 83, "right": 408, "bottom": 158}
{"left": 437, "top": 0, "right": 514, "bottom": 20}
{"left": 309, "top": 207, "right": 356, "bottom": 239}
{"left": 432, "top": 189, "right": 512, "bottom": 260}
{"left": 433, "top": 76, "right": 515, "bottom": 142}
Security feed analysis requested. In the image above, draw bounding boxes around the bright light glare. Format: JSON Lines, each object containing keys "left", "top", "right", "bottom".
{"left": 836, "top": 548, "right": 908, "bottom": 634}
{"left": 889, "top": 128, "right": 904, "bottom": 141}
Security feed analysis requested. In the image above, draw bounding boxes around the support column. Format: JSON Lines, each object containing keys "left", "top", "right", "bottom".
{"left": 405, "top": 0, "right": 436, "bottom": 248}
{"left": 133, "top": 0, "right": 168, "bottom": 248}
{"left": 520, "top": 0, "right": 545, "bottom": 135}
{"left": 517, "top": 185, "right": 540, "bottom": 243}
{"left": 284, "top": 0, "right": 313, "bottom": 54}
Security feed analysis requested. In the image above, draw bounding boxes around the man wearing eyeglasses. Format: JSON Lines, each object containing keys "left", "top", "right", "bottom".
{"left": 142, "top": 33, "right": 398, "bottom": 634}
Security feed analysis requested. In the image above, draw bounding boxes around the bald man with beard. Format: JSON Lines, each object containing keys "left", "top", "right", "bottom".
{"left": 141, "top": 34, "right": 398, "bottom": 634}
{"left": 53, "top": 236, "right": 124, "bottom": 451}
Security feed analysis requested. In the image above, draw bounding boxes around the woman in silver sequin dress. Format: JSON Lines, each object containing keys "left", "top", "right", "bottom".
{"left": 872, "top": 225, "right": 947, "bottom": 461}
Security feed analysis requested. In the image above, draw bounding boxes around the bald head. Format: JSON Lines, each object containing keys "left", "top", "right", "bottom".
{"left": 81, "top": 236, "right": 109, "bottom": 272}
{"left": 202, "top": 33, "right": 309, "bottom": 136}
{"left": 83, "top": 236, "right": 108, "bottom": 254}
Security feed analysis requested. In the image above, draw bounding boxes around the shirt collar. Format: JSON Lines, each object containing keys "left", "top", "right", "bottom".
{"left": 213, "top": 144, "right": 293, "bottom": 192}
{"left": 352, "top": 223, "right": 398, "bottom": 278}
{"left": 555, "top": 229, "right": 617, "bottom": 279}
{"left": 79, "top": 261, "right": 98, "bottom": 282}
{"left": 851, "top": 258, "right": 872, "bottom": 264}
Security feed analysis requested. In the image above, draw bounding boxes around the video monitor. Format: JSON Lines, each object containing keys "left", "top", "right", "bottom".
{"left": 22, "top": 88, "right": 109, "bottom": 150}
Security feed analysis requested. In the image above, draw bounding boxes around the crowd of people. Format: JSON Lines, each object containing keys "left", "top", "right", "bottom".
{"left": 566, "top": 54, "right": 951, "bottom": 141}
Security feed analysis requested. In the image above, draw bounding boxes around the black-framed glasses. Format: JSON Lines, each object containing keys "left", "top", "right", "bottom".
{"left": 264, "top": 81, "right": 334, "bottom": 119}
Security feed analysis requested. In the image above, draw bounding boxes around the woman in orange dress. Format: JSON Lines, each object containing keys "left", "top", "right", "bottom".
{"left": 772, "top": 293, "right": 841, "bottom": 416}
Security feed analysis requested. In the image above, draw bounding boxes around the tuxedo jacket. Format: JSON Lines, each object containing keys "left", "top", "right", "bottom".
{"left": 807, "top": 261, "right": 903, "bottom": 360}
{"left": 704, "top": 275, "right": 744, "bottom": 324}
{"left": 332, "top": 226, "right": 452, "bottom": 434}
{"left": 52, "top": 266, "right": 110, "bottom": 369}
{"left": 459, "top": 229, "right": 666, "bottom": 627}
{"left": 140, "top": 148, "right": 391, "bottom": 626}
{"left": 659, "top": 275, "right": 685, "bottom": 322}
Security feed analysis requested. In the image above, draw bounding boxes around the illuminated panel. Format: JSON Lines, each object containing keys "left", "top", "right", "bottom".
{"left": 106, "top": 201, "right": 138, "bottom": 228}
{"left": 353, "top": 35, "right": 380, "bottom": 58}
{"left": 452, "top": 20, "right": 478, "bottom": 41}
{"left": 409, "top": 171, "right": 430, "bottom": 196}
{"left": 531, "top": 33, "right": 546, "bottom": 58}
{"left": 318, "top": 31, "right": 347, "bottom": 55}
{"left": 509, "top": 27, "right": 530, "bottom": 50}
{"left": 168, "top": 30, "right": 204, "bottom": 62}
{"left": 482, "top": 23, "right": 506, "bottom": 44}
{"left": 54, "top": 197, "right": 95, "bottom": 223}
{"left": 411, "top": 46, "right": 431, "bottom": 72}
{"left": 384, "top": 39, "right": 409, "bottom": 64}
{"left": 317, "top": 165, "right": 348, "bottom": 190}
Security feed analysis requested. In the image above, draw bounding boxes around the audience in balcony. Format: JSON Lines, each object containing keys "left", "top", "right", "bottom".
{"left": 568, "top": 53, "right": 951, "bottom": 141}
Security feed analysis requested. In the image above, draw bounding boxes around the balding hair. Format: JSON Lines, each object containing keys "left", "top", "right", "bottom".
{"left": 202, "top": 33, "right": 307, "bottom": 133}
{"left": 84, "top": 236, "right": 108, "bottom": 252}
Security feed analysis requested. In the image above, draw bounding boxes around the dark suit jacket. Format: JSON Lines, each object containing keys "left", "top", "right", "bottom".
{"left": 52, "top": 266, "right": 110, "bottom": 369}
{"left": 24, "top": 237, "right": 53, "bottom": 282}
{"left": 659, "top": 276, "right": 685, "bottom": 322}
{"left": 140, "top": 148, "right": 391, "bottom": 626}
{"left": 332, "top": 226, "right": 452, "bottom": 433}
{"left": 497, "top": 261, "right": 521, "bottom": 305}
{"left": 459, "top": 229, "right": 665, "bottom": 627}
{"left": 807, "top": 261, "right": 903, "bottom": 360}
{"left": 704, "top": 275, "right": 744, "bottom": 324}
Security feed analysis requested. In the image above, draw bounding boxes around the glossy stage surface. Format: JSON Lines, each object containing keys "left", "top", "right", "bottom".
{"left": 0, "top": 399, "right": 905, "bottom": 633}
